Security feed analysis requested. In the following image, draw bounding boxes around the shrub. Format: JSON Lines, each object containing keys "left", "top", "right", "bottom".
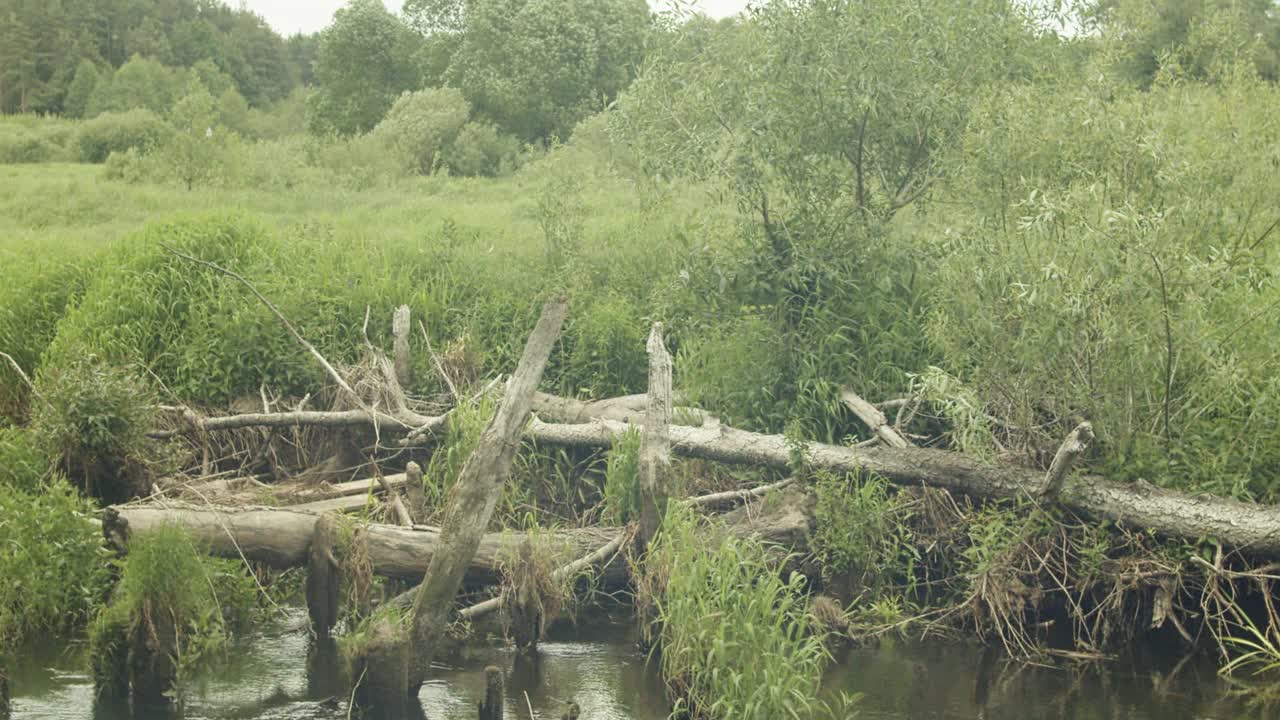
{"left": 0, "top": 427, "right": 50, "bottom": 493}
{"left": 373, "top": 87, "right": 471, "bottom": 174}
{"left": 443, "top": 121, "right": 520, "bottom": 177}
{"left": 811, "top": 470, "right": 918, "bottom": 598}
{"left": 31, "top": 352, "right": 156, "bottom": 502}
{"left": 76, "top": 109, "right": 172, "bottom": 163}
{"left": 0, "top": 252, "right": 92, "bottom": 423}
{"left": 0, "top": 476, "right": 113, "bottom": 648}
{"left": 0, "top": 117, "right": 77, "bottom": 164}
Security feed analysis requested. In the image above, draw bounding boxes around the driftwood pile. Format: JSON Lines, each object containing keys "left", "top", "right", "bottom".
{"left": 97, "top": 265, "right": 1280, "bottom": 714}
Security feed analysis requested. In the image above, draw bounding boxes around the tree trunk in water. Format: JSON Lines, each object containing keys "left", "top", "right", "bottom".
{"left": 478, "top": 666, "right": 503, "bottom": 720}
{"left": 128, "top": 598, "right": 178, "bottom": 709}
{"left": 306, "top": 515, "right": 341, "bottom": 639}
{"left": 407, "top": 297, "right": 567, "bottom": 688}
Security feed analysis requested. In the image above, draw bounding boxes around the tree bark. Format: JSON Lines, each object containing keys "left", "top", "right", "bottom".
{"left": 408, "top": 298, "right": 569, "bottom": 685}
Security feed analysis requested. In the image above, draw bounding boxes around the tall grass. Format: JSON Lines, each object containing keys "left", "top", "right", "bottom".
{"left": 646, "top": 505, "right": 834, "bottom": 719}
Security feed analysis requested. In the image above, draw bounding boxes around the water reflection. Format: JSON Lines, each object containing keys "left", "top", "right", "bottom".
{"left": 9, "top": 610, "right": 1270, "bottom": 720}
{"left": 825, "top": 638, "right": 1259, "bottom": 720}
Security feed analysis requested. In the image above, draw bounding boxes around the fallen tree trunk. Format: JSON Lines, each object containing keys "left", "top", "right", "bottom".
{"left": 103, "top": 503, "right": 629, "bottom": 588}
{"left": 527, "top": 418, "right": 1280, "bottom": 558}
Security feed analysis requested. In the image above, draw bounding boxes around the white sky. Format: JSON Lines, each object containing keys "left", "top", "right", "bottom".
{"left": 241, "top": 0, "right": 751, "bottom": 36}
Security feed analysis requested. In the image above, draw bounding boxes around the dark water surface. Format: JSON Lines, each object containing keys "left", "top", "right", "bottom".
{"left": 9, "top": 610, "right": 1263, "bottom": 719}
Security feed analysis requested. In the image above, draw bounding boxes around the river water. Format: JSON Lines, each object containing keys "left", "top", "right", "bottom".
{"left": 8, "top": 609, "right": 1260, "bottom": 719}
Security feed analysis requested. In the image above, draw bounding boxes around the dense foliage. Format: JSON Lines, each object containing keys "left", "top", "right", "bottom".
{"left": 0, "top": 0, "right": 306, "bottom": 114}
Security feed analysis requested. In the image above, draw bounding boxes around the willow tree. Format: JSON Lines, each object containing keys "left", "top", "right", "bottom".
{"left": 613, "top": 0, "right": 1043, "bottom": 431}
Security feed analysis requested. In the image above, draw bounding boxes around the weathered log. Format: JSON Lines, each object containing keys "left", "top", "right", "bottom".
{"left": 638, "top": 323, "right": 673, "bottom": 547}
{"left": 840, "top": 386, "right": 910, "bottom": 448}
{"left": 687, "top": 477, "right": 796, "bottom": 511}
{"left": 104, "top": 503, "right": 627, "bottom": 588}
{"left": 148, "top": 407, "right": 446, "bottom": 440}
{"left": 409, "top": 297, "right": 568, "bottom": 685}
{"left": 530, "top": 391, "right": 708, "bottom": 426}
{"left": 526, "top": 418, "right": 1280, "bottom": 558}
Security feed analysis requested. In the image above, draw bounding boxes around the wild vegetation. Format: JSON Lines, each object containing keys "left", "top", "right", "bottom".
{"left": 2, "top": 0, "right": 1280, "bottom": 718}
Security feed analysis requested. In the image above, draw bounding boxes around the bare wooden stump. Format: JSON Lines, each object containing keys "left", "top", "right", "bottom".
{"left": 638, "top": 322, "right": 673, "bottom": 550}
{"left": 507, "top": 540, "right": 541, "bottom": 653}
{"left": 393, "top": 305, "right": 413, "bottom": 389}
{"left": 307, "top": 515, "right": 342, "bottom": 639}
{"left": 404, "top": 461, "right": 426, "bottom": 517}
{"left": 478, "top": 666, "right": 503, "bottom": 720}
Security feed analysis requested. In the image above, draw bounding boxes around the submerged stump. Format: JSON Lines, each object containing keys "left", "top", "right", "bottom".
{"left": 128, "top": 599, "right": 179, "bottom": 708}
{"left": 307, "top": 515, "right": 342, "bottom": 639}
{"left": 350, "top": 617, "right": 411, "bottom": 720}
{"left": 478, "top": 665, "right": 503, "bottom": 720}
{"left": 89, "top": 612, "right": 131, "bottom": 706}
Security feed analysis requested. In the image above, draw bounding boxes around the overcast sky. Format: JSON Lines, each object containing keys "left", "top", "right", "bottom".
{"left": 242, "top": 0, "right": 752, "bottom": 36}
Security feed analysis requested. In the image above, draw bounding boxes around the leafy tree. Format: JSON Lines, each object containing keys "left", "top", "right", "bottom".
{"left": 63, "top": 60, "right": 101, "bottom": 118}
{"left": 164, "top": 82, "right": 222, "bottom": 189}
{"left": 1090, "top": 0, "right": 1280, "bottom": 85}
{"left": 85, "top": 54, "right": 183, "bottom": 116}
{"left": 216, "top": 86, "right": 251, "bottom": 135}
{"left": 444, "top": 0, "right": 651, "bottom": 141}
{"left": 307, "top": 0, "right": 422, "bottom": 135}
{"left": 372, "top": 87, "right": 471, "bottom": 173}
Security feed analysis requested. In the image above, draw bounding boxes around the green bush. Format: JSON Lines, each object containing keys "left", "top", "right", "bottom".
{"left": 76, "top": 109, "right": 172, "bottom": 163}
{"left": 0, "top": 252, "right": 92, "bottom": 423}
{"left": 928, "top": 76, "right": 1280, "bottom": 498}
{"left": 373, "top": 87, "right": 471, "bottom": 175}
{"left": 0, "top": 476, "right": 113, "bottom": 647}
{"left": 443, "top": 121, "right": 520, "bottom": 177}
{"left": 0, "top": 427, "right": 50, "bottom": 493}
{"left": 31, "top": 352, "right": 156, "bottom": 502}
{"left": 0, "top": 117, "right": 77, "bottom": 164}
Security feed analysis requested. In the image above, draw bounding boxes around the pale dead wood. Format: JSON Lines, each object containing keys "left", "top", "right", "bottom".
{"left": 393, "top": 305, "right": 412, "bottom": 390}
{"left": 408, "top": 298, "right": 568, "bottom": 685}
{"left": 1041, "top": 422, "right": 1095, "bottom": 503}
{"left": 638, "top": 323, "right": 673, "bottom": 546}
{"left": 685, "top": 477, "right": 797, "bottom": 510}
{"left": 841, "top": 386, "right": 911, "bottom": 448}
